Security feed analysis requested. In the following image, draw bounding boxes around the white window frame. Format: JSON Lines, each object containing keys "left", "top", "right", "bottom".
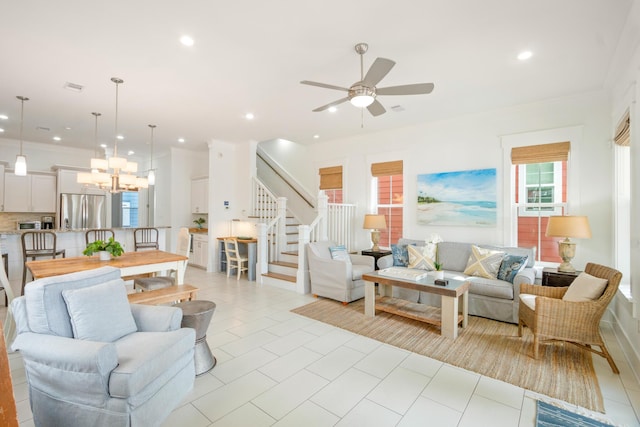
{"left": 517, "top": 161, "right": 564, "bottom": 217}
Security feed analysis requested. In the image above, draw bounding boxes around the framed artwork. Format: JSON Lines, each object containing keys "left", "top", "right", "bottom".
{"left": 417, "top": 168, "right": 497, "bottom": 227}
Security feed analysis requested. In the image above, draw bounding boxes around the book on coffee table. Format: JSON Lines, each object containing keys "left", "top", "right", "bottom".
{"left": 377, "top": 267, "right": 428, "bottom": 281}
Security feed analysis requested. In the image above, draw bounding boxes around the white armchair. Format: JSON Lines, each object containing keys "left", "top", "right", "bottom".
{"left": 306, "top": 241, "right": 375, "bottom": 304}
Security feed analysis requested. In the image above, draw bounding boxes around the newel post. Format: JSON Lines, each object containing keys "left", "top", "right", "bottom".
{"left": 256, "top": 223, "right": 268, "bottom": 280}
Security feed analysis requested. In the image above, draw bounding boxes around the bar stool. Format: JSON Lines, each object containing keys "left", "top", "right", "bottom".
{"left": 134, "top": 228, "right": 159, "bottom": 251}
{"left": 85, "top": 228, "right": 115, "bottom": 245}
{"left": 21, "top": 231, "right": 66, "bottom": 295}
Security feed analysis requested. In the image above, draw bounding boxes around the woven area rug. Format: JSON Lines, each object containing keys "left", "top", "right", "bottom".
{"left": 291, "top": 298, "right": 604, "bottom": 412}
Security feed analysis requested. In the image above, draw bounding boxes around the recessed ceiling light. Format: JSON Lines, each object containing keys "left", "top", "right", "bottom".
{"left": 128, "top": 150, "right": 135, "bottom": 155}
{"left": 0, "top": 115, "right": 7, "bottom": 120}
{"left": 180, "top": 35, "right": 194, "bottom": 47}
{"left": 117, "top": 135, "right": 124, "bottom": 140}
{"left": 328, "top": 106, "right": 337, "bottom": 113}
{"left": 245, "top": 113, "right": 255, "bottom": 120}
{"left": 100, "top": 143, "right": 107, "bottom": 148}
{"left": 313, "top": 134, "right": 320, "bottom": 139}
{"left": 64, "top": 126, "right": 72, "bottom": 130}
{"left": 53, "top": 136, "right": 61, "bottom": 141}
{"left": 0, "top": 128, "right": 4, "bottom": 132}
{"left": 517, "top": 51, "right": 533, "bottom": 61}
{"left": 178, "top": 138, "right": 185, "bottom": 143}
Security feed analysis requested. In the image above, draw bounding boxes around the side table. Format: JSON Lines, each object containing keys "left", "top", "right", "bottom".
{"left": 361, "top": 249, "right": 392, "bottom": 270}
{"left": 541, "top": 267, "right": 580, "bottom": 287}
{"left": 174, "top": 300, "right": 217, "bottom": 375}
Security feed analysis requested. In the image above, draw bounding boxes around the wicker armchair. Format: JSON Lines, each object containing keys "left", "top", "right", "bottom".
{"left": 518, "top": 262, "right": 622, "bottom": 374}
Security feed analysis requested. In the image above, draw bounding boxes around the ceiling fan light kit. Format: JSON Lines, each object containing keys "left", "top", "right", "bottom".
{"left": 301, "top": 42, "right": 434, "bottom": 118}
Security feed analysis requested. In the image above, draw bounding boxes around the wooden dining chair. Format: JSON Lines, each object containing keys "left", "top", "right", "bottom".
{"left": 224, "top": 238, "right": 248, "bottom": 280}
{"left": 134, "top": 228, "right": 191, "bottom": 291}
{"left": 21, "top": 231, "right": 66, "bottom": 295}
{"left": 85, "top": 228, "right": 115, "bottom": 246}
{"left": 134, "top": 227, "right": 159, "bottom": 251}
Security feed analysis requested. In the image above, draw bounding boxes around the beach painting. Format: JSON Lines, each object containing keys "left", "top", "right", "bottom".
{"left": 417, "top": 168, "right": 497, "bottom": 227}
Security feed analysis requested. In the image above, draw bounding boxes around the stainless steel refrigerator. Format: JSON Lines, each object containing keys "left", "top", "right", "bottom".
{"left": 60, "top": 193, "right": 107, "bottom": 229}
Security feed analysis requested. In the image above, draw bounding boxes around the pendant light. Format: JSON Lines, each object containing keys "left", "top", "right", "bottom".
{"left": 14, "top": 96, "right": 29, "bottom": 176}
{"left": 77, "top": 112, "right": 110, "bottom": 185}
{"left": 148, "top": 124, "right": 156, "bottom": 186}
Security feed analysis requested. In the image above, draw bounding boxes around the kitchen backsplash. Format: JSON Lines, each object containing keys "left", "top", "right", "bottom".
{"left": 0, "top": 212, "right": 55, "bottom": 231}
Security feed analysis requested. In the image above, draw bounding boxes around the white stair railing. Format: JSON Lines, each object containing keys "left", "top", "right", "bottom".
{"left": 251, "top": 177, "right": 278, "bottom": 223}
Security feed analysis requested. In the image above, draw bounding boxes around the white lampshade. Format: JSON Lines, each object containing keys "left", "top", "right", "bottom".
{"left": 125, "top": 161, "right": 138, "bottom": 173}
{"left": 108, "top": 156, "right": 127, "bottom": 170}
{"left": 147, "top": 169, "right": 156, "bottom": 185}
{"left": 90, "top": 158, "right": 108, "bottom": 171}
{"left": 546, "top": 216, "right": 592, "bottom": 239}
{"left": 14, "top": 154, "right": 27, "bottom": 176}
{"left": 350, "top": 95, "right": 374, "bottom": 108}
{"left": 77, "top": 172, "right": 94, "bottom": 184}
{"left": 94, "top": 172, "right": 112, "bottom": 185}
{"left": 136, "top": 177, "right": 149, "bottom": 189}
{"left": 119, "top": 174, "right": 136, "bottom": 187}
{"left": 363, "top": 214, "right": 387, "bottom": 230}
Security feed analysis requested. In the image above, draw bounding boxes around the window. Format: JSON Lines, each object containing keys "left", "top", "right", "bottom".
{"left": 319, "top": 166, "right": 343, "bottom": 203}
{"left": 371, "top": 160, "right": 403, "bottom": 248}
{"left": 512, "top": 142, "right": 570, "bottom": 263}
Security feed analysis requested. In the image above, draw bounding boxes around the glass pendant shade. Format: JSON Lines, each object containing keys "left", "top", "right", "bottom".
{"left": 148, "top": 169, "right": 156, "bottom": 186}
{"left": 350, "top": 95, "right": 374, "bottom": 108}
{"left": 136, "top": 177, "right": 149, "bottom": 189}
{"left": 14, "top": 154, "right": 27, "bottom": 176}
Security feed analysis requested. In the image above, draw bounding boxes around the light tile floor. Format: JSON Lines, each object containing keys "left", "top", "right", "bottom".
{"left": 4, "top": 267, "right": 640, "bottom": 427}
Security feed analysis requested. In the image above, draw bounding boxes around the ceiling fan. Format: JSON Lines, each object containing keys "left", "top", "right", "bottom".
{"left": 301, "top": 42, "right": 434, "bottom": 117}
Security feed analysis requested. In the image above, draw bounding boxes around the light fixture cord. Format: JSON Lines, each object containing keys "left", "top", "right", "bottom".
{"left": 18, "top": 96, "right": 26, "bottom": 155}
{"left": 92, "top": 112, "right": 101, "bottom": 158}
{"left": 149, "top": 124, "right": 155, "bottom": 169}
{"left": 113, "top": 81, "right": 119, "bottom": 158}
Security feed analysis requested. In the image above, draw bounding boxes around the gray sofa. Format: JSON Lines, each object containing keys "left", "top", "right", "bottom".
{"left": 378, "top": 239, "right": 536, "bottom": 323}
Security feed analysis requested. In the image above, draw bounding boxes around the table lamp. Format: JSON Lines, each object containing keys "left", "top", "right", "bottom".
{"left": 363, "top": 214, "right": 387, "bottom": 252}
{"left": 545, "top": 215, "right": 592, "bottom": 273}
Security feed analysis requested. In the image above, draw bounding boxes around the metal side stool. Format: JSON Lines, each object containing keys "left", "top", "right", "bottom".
{"left": 174, "top": 300, "right": 216, "bottom": 375}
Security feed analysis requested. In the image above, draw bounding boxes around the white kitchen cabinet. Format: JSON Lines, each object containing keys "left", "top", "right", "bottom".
{"left": 191, "top": 178, "right": 208, "bottom": 214}
{"left": 4, "top": 173, "right": 56, "bottom": 212}
{"left": 190, "top": 233, "right": 209, "bottom": 268}
{"left": 0, "top": 164, "right": 4, "bottom": 211}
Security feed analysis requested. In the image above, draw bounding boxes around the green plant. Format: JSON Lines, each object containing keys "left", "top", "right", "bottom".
{"left": 193, "top": 217, "right": 206, "bottom": 227}
{"left": 434, "top": 261, "right": 443, "bottom": 271}
{"left": 83, "top": 237, "right": 124, "bottom": 257}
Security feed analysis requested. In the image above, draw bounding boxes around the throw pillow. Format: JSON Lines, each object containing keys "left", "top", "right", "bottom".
{"left": 497, "top": 254, "right": 529, "bottom": 283}
{"left": 329, "top": 245, "right": 351, "bottom": 263}
{"left": 391, "top": 244, "right": 410, "bottom": 267}
{"left": 407, "top": 245, "right": 436, "bottom": 271}
{"left": 62, "top": 281, "right": 137, "bottom": 342}
{"left": 463, "top": 245, "right": 505, "bottom": 279}
{"left": 562, "top": 272, "right": 608, "bottom": 302}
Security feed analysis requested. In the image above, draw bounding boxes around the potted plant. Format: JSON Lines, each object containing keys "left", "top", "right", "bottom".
{"left": 426, "top": 234, "right": 444, "bottom": 279}
{"left": 83, "top": 237, "right": 124, "bottom": 261}
{"left": 193, "top": 217, "right": 206, "bottom": 229}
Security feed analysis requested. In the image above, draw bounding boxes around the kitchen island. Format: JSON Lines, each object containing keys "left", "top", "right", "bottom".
{"left": 0, "top": 227, "right": 170, "bottom": 284}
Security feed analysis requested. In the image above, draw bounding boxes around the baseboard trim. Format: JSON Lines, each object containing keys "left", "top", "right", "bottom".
{"left": 606, "top": 308, "right": 640, "bottom": 384}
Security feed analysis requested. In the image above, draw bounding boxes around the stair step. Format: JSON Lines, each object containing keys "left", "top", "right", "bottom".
{"left": 281, "top": 251, "right": 298, "bottom": 256}
{"left": 262, "top": 272, "right": 297, "bottom": 283}
{"left": 287, "top": 241, "right": 298, "bottom": 245}
{"left": 270, "top": 260, "right": 297, "bottom": 268}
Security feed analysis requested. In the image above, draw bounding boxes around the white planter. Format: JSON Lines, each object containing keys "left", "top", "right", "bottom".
{"left": 99, "top": 251, "right": 111, "bottom": 261}
{"left": 432, "top": 270, "right": 444, "bottom": 280}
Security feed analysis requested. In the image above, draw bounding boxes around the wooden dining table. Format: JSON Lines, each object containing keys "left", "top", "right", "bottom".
{"left": 26, "top": 250, "right": 189, "bottom": 284}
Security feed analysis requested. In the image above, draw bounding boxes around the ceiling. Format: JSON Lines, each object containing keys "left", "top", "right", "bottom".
{"left": 0, "top": 0, "right": 632, "bottom": 158}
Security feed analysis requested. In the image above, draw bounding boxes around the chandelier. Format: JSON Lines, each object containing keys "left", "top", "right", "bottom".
{"left": 77, "top": 77, "right": 148, "bottom": 192}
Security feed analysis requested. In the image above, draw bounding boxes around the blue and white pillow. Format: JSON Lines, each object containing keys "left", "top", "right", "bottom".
{"left": 391, "top": 244, "right": 410, "bottom": 267}
{"left": 497, "top": 255, "right": 528, "bottom": 283}
{"left": 329, "top": 245, "right": 351, "bottom": 263}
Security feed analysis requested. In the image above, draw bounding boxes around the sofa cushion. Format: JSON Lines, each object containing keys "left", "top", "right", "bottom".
{"left": 62, "top": 281, "right": 138, "bottom": 342}
{"left": 407, "top": 245, "right": 436, "bottom": 270}
{"left": 466, "top": 276, "right": 514, "bottom": 300}
{"left": 24, "top": 266, "right": 123, "bottom": 338}
{"left": 329, "top": 245, "right": 351, "bottom": 263}
{"left": 496, "top": 255, "right": 528, "bottom": 283}
{"left": 479, "top": 244, "right": 536, "bottom": 268}
{"left": 463, "top": 246, "right": 505, "bottom": 279}
{"left": 437, "top": 242, "right": 472, "bottom": 272}
{"left": 391, "top": 244, "right": 410, "bottom": 267}
{"left": 519, "top": 293, "right": 536, "bottom": 310}
{"left": 563, "top": 272, "right": 608, "bottom": 302}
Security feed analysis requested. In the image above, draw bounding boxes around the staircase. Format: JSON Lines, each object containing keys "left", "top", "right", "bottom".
{"left": 260, "top": 215, "right": 299, "bottom": 284}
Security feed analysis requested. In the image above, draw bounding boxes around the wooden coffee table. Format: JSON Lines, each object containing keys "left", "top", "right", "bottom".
{"left": 362, "top": 271, "right": 470, "bottom": 339}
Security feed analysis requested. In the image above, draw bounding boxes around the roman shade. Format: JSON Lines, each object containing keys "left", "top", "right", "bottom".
{"left": 511, "top": 141, "right": 570, "bottom": 164}
{"left": 614, "top": 111, "right": 630, "bottom": 146}
{"left": 319, "top": 166, "right": 343, "bottom": 190}
{"left": 371, "top": 160, "right": 403, "bottom": 177}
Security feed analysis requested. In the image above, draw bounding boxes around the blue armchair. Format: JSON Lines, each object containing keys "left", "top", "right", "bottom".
{"left": 11, "top": 266, "right": 195, "bottom": 427}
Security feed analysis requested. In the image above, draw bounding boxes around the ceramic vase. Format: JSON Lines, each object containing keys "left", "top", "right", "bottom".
{"left": 99, "top": 251, "right": 111, "bottom": 261}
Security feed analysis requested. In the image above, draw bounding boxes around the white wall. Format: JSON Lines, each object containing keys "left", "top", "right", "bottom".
{"left": 258, "top": 138, "right": 316, "bottom": 195}
{"left": 304, "top": 90, "right": 612, "bottom": 264}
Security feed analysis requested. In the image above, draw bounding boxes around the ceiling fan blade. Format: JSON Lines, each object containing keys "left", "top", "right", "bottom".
{"left": 377, "top": 83, "right": 435, "bottom": 96}
{"left": 362, "top": 58, "right": 395, "bottom": 87}
{"left": 300, "top": 80, "right": 349, "bottom": 92}
{"left": 312, "top": 97, "right": 349, "bottom": 112}
{"left": 367, "top": 99, "right": 386, "bottom": 117}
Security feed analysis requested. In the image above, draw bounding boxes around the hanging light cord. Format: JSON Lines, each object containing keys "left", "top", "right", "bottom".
{"left": 149, "top": 124, "right": 155, "bottom": 170}
{"left": 17, "top": 96, "right": 28, "bottom": 155}
{"left": 92, "top": 112, "right": 101, "bottom": 158}
{"left": 111, "top": 77, "right": 123, "bottom": 158}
